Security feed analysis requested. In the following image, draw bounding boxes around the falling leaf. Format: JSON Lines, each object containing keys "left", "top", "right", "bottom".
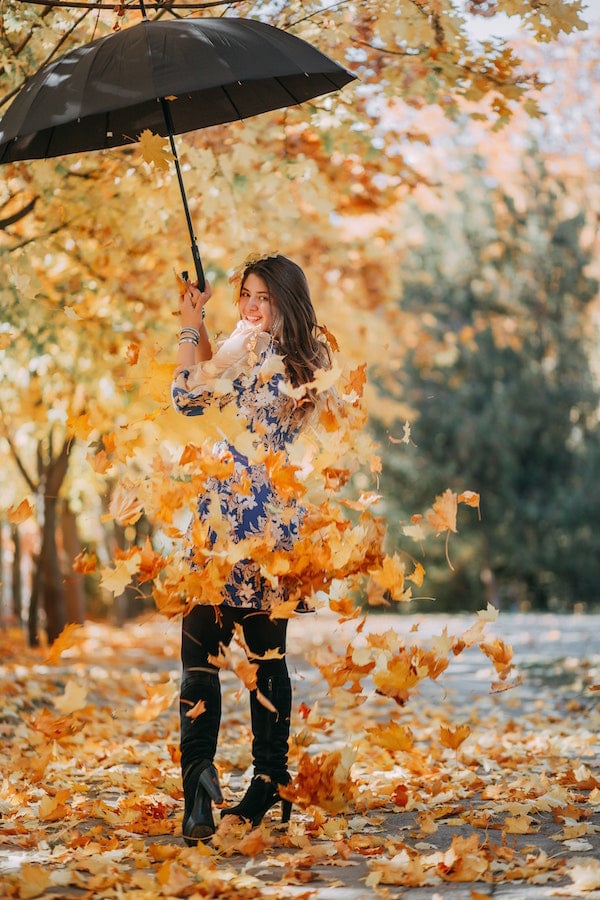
{"left": 134, "top": 679, "right": 178, "bottom": 722}
{"left": 107, "top": 482, "right": 144, "bottom": 526}
{"left": 72, "top": 550, "right": 98, "bottom": 575}
{"left": 480, "top": 638, "right": 514, "bottom": 680}
{"left": 427, "top": 488, "right": 458, "bottom": 534}
{"left": 184, "top": 699, "right": 206, "bottom": 720}
{"left": 366, "top": 721, "right": 414, "bottom": 752}
{"left": 139, "top": 128, "right": 175, "bottom": 170}
{"left": 7, "top": 498, "right": 34, "bottom": 524}
{"left": 126, "top": 342, "right": 140, "bottom": 365}
{"left": 440, "top": 723, "right": 471, "bottom": 750}
{"left": 99, "top": 554, "right": 140, "bottom": 595}
{"left": 46, "top": 623, "right": 83, "bottom": 664}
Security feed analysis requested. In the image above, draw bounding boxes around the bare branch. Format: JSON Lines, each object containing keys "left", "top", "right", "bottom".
{"left": 0, "top": 405, "right": 38, "bottom": 493}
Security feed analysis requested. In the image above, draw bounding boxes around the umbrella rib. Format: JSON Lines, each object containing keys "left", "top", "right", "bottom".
{"left": 221, "top": 84, "right": 244, "bottom": 121}
{"left": 272, "top": 74, "right": 347, "bottom": 108}
{"left": 273, "top": 76, "right": 302, "bottom": 106}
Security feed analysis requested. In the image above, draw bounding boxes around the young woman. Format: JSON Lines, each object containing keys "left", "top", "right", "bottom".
{"left": 171, "top": 254, "right": 332, "bottom": 843}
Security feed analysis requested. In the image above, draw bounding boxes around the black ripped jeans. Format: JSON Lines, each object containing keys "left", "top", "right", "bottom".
{"left": 180, "top": 604, "right": 291, "bottom": 784}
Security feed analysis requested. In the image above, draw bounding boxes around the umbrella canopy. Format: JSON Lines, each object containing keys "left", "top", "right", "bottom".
{"left": 0, "top": 16, "right": 355, "bottom": 285}
{"left": 0, "top": 17, "right": 355, "bottom": 161}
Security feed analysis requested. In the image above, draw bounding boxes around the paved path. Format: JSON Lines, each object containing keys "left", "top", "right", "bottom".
{"left": 242, "top": 611, "right": 600, "bottom": 898}
{"left": 1, "top": 611, "right": 599, "bottom": 898}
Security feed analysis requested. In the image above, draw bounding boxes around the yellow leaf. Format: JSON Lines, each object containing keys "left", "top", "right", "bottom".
{"left": 134, "top": 679, "right": 178, "bottom": 722}
{"left": 17, "top": 864, "right": 51, "bottom": 898}
{"left": 66, "top": 410, "right": 96, "bottom": 441}
{"left": 369, "top": 554, "right": 406, "bottom": 600}
{"left": 366, "top": 721, "right": 414, "bottom": 752}
{"left": 139, "top": 128, "right": 175, "bottom": 170}
{"left": 407, "top": 561, "right": 425, "bottom": 586}
{"left": 503, "top": 814, "right": 537, "bottom": 834}
{"left": 426, "top": 488, "right": 458, "bottom": 534}
{"left": 100, "top": 553, "right": 140, "bottom": 595}
{"left": 107, "top": 481, "right": 144, "bottom": 526}
{"left": 54, "top": 678, "right": 88, "bottom": 714}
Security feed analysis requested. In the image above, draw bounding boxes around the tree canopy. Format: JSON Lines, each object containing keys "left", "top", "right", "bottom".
{"left": 0, "top": 0, "right": 597, "bottom": 635}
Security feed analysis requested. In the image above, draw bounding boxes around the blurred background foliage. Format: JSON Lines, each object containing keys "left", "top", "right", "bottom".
{"left": 372, "top": 153, "right": 600, "bottom": 612}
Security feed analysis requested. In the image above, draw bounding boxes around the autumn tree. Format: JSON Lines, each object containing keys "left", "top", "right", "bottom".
{"left": 376, "top": 155, "right": 600, "bottom": 611}
{"left": 0, "top": 1, "right": 592, "bottom": 639}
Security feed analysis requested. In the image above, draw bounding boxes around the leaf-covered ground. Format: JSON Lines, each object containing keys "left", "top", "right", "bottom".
{"left": 1, "top": 610, "right": 600, "bottom": 899}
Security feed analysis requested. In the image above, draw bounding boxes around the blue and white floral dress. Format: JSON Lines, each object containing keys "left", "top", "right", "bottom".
{"left": 171, "top": 321, "right": 304, "bottom": 611}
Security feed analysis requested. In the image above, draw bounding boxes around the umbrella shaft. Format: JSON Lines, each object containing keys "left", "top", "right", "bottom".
{"left": 160, "top": 98, "right": 205, "bottom": 290}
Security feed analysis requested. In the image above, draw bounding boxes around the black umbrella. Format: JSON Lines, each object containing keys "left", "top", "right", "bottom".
{"left": 0, "top": 13, "right": 355, "bottom": 287}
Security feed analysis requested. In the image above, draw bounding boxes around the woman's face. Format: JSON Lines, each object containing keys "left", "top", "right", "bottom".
{"left": 239, "top": 272, "right": 274, "bottom": 332}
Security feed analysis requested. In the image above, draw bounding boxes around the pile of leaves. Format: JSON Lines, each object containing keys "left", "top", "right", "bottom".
{"left": 1, "top": 607, "right": 600, "bottom": 898}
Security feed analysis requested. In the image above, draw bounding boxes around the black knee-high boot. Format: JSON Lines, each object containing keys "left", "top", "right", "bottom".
{"left": 222, "top": 673, "right": 292, "bottom": 826}
{"left": 179, "top": 670, "right": 223, "bottom": 843}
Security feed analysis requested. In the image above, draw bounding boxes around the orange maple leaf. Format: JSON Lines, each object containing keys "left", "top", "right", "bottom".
{"left": 72, "top": 550, "right": 98, "bottom": 574}
{"left": 369, "top": 554, "right": 408, "bottom": 601}
{"left": 347, "top": 363, "right": 367, "bottom": 397}
{"left": 282, "top": 747, "right": 358, "bottom": 814}
{"left": 318, "top": 323, "right": 340, "bottom": 352}
{"left": 137, "top": 536, "right": 169, "bottom": 584}
{"left": 184, "top": 699, "right": 206, "bottom": 720}
{"left": 480, "top": 638, "right": 514, "bottom": 680}
{"left": 262, "top": 448, "right": 304, "bottom": 500}
{"left": 373, "top": 651, "right": 421, "bottom": 706}
{"left": 46, "top": 623, "right": 83, "bottom": 664}
{"left": 440, "top": 723, "right": 471, "bottom": 750}
{"left": 7, "top": 498, "right": 34, "bottom": 525}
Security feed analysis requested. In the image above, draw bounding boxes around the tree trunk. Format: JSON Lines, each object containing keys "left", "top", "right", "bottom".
{"left": 29, "top": 434, "right": 72, "bottom": 645}
{"left": 60, "top": 501, "right": 86, "bottom": 625}
{"left": 40, "top": 493, "right": 66, "bottom": 643}
{"left": 11, "top": 525, "right": 23, "bottom": 623}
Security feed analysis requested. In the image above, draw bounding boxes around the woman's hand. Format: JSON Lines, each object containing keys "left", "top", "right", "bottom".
{"left": 179, "top": 280, "right": 212, "bottom": 328}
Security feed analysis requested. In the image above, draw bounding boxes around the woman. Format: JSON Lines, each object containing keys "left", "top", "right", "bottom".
{"left": 171, "top": 254, "right": 332, "bottom": 844}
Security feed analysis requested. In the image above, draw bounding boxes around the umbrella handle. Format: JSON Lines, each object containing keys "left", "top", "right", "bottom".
{"left": 191, "top": 240, "right": 206, "bottom": 292}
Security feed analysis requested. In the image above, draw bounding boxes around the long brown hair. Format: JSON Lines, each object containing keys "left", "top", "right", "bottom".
{"left": 240, "top": 255, "right": 331, "bottom": 390}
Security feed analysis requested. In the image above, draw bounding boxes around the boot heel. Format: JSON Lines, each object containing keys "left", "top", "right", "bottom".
{"left": 198, "top": 763, "right": 223, "bottom": 803}
{"left": 281, "top": 799, "right": 292, "bottom": 824}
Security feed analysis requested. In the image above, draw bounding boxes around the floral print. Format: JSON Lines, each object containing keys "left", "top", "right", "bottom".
{"left": 171, "top": 339, "right": 304, "bottom": 610}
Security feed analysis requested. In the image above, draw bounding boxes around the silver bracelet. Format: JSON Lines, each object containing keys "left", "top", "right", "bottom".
{"left": 178, "top": 337, "right": 198, "bottom": 346}
{"left": 179, "top": 327, "right": 200, "bottom": 340}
